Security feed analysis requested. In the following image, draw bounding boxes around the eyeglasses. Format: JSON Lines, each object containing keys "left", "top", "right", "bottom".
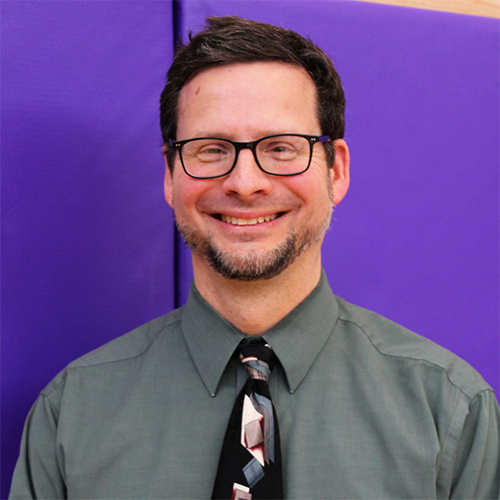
{"left": 169, "top": 134, "right": 331, "bottom": 179}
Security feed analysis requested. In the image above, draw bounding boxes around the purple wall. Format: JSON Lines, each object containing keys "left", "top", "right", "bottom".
{"left": 176, "top": 1, "right": 499, "bottom": 392}
{"left": 1, "top": 2, "right": 174, "bottom": 496}
{"left": 2, "top": 0, "right": 498, "bottom": 496}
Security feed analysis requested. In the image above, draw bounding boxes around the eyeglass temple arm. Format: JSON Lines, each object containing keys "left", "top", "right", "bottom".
{"left": 316, "top": 135, "right": 331, "bottom": 143}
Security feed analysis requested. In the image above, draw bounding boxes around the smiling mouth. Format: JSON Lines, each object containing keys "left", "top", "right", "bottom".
{"left": 218, "top": 213, "right": 281, "bottom": 226}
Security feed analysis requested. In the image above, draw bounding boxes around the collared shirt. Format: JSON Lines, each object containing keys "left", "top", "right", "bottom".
{"left": 10, "top": 272, "right": 500, "bottom": 499}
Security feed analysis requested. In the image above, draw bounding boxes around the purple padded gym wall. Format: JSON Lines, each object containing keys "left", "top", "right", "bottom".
{"left": 2, "top": 0, "right": 498, "bottom": 497}
{"left": 175, "top": 1, "right": 499, "bottom": 392}
{"left": 1, "top": 2, "right": 174, "bottom": 496}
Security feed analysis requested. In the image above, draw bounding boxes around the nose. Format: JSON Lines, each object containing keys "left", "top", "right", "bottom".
{"left": 221, "top": 149, "right": 273, "bottom": 200}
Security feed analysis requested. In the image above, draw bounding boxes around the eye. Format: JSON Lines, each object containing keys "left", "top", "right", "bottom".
{"left": 262, "top": 140, "right": 298, "bottom": 160}
{"left": 199, "top": 145, "right": 228, "bottom": 155}
{"left": 270, "top": 144, "right": 294, "bottom": 153}
{"left": 184, "top": 139, "right": 233, "bottom": 163}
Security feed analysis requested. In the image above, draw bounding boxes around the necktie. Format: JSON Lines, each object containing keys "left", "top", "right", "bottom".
{"left": 212, "top": 338, "right": 284, "bottom": 500}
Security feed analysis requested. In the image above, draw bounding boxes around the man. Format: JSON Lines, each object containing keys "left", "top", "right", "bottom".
{"left": 10, "top": 16, "right": 499, "bottom": 499}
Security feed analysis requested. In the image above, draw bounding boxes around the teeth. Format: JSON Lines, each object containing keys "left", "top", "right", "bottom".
{"left": 221, "top": 214, "right": 278, "bottom": 225}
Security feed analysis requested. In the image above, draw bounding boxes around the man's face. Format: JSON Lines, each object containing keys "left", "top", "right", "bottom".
{"left": 164, "top": 61, "right": 349, "bottom": 281}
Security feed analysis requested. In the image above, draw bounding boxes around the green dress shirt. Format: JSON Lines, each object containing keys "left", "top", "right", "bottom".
{"left": 10, "top": 272, "right": 500, "bottom": 499}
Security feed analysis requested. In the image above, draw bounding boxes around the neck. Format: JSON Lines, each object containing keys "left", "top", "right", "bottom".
{"left": 192, "top": 246, "right": 323, "bottom": 335}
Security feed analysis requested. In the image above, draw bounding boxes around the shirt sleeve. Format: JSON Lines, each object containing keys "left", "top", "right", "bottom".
{"left": 448, "top": 389, "right": 500, "bottom": 499}
{"left": 9, "top": 394, "right": 67, "bottom": 499}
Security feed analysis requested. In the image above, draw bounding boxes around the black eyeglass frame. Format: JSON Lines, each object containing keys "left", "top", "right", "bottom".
{"left": 169, "top": 133, "right": 332, "bottom": 179}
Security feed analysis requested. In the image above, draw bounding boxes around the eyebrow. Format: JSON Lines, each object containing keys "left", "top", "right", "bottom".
{"left": 182, "top": 130, "right": 304, "bottom": 140}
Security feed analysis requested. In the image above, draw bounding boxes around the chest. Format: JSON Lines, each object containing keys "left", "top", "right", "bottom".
{"left": 58, "top": 360, "right": 441, "bottom": 499}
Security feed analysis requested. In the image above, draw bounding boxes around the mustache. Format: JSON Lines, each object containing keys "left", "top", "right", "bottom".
{"left": 196, "top": 196, "right": 300, "bottom": 213}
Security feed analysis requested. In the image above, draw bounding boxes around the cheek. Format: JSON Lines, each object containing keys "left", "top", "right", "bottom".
{"left": 284, "top": 168, "right": 331, "bottom": 207}
{"left": 171, "top": 176, "right": 212, "bottom": 215}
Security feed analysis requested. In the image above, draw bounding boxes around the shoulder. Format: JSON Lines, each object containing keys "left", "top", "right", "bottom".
{"left": 41, "top": 307, "right": 184, "bottom": 399}
{"left": 334, "top": 296, "right": 492, "bottom": 401}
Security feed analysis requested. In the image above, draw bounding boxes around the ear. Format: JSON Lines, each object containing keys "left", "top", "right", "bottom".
{"left": 162, "top": 145, "right": 174, "bottom": 208}
{"left": 330, "top": 139, "right": 350, "bottom": 206}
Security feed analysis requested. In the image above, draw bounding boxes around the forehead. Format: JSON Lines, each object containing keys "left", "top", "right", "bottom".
{"left": 177, "top": 62, "right": 320, "bottom": 139}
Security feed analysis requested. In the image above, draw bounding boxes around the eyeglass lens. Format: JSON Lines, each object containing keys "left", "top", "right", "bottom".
{"left": 180, "top": 135, "right": 312, "bottom": 178}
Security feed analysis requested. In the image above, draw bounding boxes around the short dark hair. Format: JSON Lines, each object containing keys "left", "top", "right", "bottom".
{"left": 160, "top": 16, "right": 345, "bottom": 170}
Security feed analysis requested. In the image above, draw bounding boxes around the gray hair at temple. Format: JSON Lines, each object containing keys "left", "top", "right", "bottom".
{"left": 160, "top": 15, "right": 345, "bottom": 171}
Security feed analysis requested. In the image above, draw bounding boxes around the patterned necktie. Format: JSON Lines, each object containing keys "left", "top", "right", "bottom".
{"left": 212, "top": 338, "right": 284, "bottom": 500}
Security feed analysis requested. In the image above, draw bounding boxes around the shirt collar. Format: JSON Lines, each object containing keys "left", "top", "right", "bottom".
{"left": 181, "top": 269, "right": 339, "bottom": 396}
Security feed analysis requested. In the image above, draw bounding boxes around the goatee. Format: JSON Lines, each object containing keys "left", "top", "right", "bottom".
{"left": 175, "top": 205, "right": 333, "bottom": 281}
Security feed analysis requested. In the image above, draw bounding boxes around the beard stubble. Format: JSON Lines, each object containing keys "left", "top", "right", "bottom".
{"left": 175, "top": 197, "right": 333, "bottom": 282}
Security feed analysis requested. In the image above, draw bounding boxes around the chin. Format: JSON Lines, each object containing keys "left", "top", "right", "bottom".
{"left": 205, "top": 236, "right": 298, "bottom": 281}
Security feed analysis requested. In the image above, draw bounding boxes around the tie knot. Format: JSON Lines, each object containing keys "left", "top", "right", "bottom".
{"left": 238, "top": 339, "right": 274, "bottom": 381}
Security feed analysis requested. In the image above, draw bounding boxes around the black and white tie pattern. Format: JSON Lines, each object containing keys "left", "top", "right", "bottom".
{"left": 212, "top": 338, "right": 284, "bottom": 500}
